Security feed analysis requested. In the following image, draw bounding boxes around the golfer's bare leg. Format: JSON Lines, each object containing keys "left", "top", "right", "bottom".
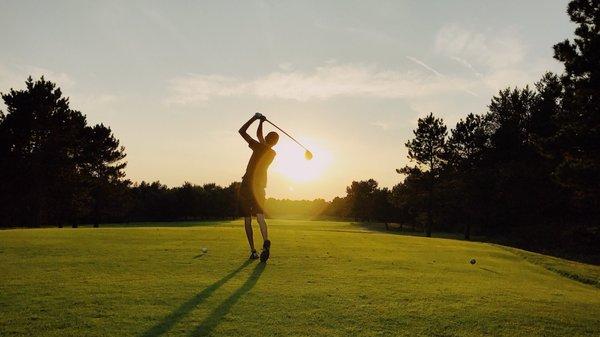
{"left": 244, "top": 216, "right": 255, "bottom": 251}
{"left": 256, "top": 213, "right": 269, "bottom": 241}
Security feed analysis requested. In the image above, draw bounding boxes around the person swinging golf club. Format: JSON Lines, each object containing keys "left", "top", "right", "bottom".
{"left": 239, "top": 113, "right": 278, "bottom": 262}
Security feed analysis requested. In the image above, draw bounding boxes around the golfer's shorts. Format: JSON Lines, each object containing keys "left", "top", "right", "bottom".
{"left": 239, "top": 182, "right": 265, "bottom": 217}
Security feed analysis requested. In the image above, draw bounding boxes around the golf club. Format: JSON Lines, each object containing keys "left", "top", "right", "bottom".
{"left": 262, "top": 115, "right": 313, "bottom": 160}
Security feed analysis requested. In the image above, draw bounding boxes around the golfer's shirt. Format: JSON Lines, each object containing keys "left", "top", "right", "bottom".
{"left": 243, "top": 140, "right": 276, "bottom": 189}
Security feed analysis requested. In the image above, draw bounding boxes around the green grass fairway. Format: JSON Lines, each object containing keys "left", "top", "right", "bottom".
{"left": 1, "top": 220, "right": 599, "bottom": 336}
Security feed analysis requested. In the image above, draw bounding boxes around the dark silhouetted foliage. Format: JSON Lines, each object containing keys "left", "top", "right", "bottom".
{"left": 0, "top": 77, "right": 128, "bottom": 227}
{"left": 388, "top": 0, "right": 600, "bottom": 261}
{"left": 398, "top": 113, "right": 447, "bottom": 237}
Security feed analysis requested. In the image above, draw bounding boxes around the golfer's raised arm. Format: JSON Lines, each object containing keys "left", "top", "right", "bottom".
{"left": 257, "top": 117, "right": 266, "bottom": 144}
{"left": 239, "top": 115, "right": 258, "bottom": 144}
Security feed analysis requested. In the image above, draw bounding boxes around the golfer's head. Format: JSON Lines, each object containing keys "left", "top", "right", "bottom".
{"left": 265, "top": 131, "right": 279, "bottom": 147}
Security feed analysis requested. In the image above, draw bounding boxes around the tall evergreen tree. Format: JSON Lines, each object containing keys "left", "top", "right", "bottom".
{"left": 445, "top": 113, "right": 493, "bottom": 239}
{"left": 0, "top": 77, "right": 127, "bottom": 227}
{"left": 400, "top": 113, "right": 447, "bottom": 237}
{"left": 553, "top": 0, "right": 600, "bottom": 211}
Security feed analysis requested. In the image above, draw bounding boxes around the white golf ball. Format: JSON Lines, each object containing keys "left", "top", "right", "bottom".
{"left": 202, "top": 247, "right": 208, "bottom": 253}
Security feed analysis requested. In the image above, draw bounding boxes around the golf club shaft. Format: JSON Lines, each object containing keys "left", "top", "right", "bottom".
{"left": 265, "top": 119, "right": 309, "bottom": 151}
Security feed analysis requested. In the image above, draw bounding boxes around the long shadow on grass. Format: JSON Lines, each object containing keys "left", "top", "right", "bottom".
{"left": 139, "top": 260, "right": 253, "bottom": 337}
{"left": 188, "top": 263, "right": 266, "bottom": 337}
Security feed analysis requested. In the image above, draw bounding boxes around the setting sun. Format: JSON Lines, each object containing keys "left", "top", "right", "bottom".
{"left": 271, "top": 139, "right": 332, "bottom": 183}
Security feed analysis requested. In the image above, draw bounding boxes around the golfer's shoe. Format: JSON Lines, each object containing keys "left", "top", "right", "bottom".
{"left": 249, "top": 250, "right": 259, "bottom": 260}
{"left": 260, "top": 240, "right": 271, "bottom": 262}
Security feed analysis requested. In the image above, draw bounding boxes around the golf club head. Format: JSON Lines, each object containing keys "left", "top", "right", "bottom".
{"left": 305, "top": 150, "right": 313, "bottom": 160}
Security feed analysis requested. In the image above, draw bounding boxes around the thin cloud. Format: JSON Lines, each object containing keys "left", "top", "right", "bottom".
{"left": 165, "top": 23, "right": 556, "bottom": 106}
{"left": 165, "top": 74, "right": 248, "bottom": 104}
{"left": 371, "top": 121, "right": 390, "bottom": 130}
{"left": 406, "top": 56, "right": 444, "bottom": 77}
{"left": 434, "top": 23, "right": 537, "bottom": 89}
{"left": 0, "top": 63, "right": 76, "bottom": 112}
{"left": 431, "top": 23, "right": 561, "bottom": 95}
{"left": 450, "top": 56, "right": 483, "bottom": 78}
{"left": 0, "top": 64, "right": 74, "bottom": 91}
{"left": 165, "top": 62, "right": 476, "bottom": 105}
{"left": 0, "top": 63, "right": 121, "bottom": 117}
{"left": 406, "top": 56, "right": 478, "bottom": 97}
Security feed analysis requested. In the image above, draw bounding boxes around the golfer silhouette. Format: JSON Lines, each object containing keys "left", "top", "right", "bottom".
{"left": 238, "top": 113, "right": 279, "bottom": 262}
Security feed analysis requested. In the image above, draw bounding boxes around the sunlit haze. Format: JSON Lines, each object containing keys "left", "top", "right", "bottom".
{"left": 0, "top": 1, "right": 574, "bottom": 199}
{"left": 271, "top": 137, "right": 332, "bottom": 183}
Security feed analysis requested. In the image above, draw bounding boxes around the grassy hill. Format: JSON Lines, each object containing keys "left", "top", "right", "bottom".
{"left": 1, "top": 220, "right": 598, "bottom": 336}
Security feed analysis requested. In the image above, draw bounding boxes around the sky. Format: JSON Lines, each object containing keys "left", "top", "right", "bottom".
{"left": 0, "top": 0, "right": 575, "bottom": 200}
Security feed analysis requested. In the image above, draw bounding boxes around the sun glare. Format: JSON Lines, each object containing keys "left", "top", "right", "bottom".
{"left": 272, "top": 139, "right": 332, "bottom": 182}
